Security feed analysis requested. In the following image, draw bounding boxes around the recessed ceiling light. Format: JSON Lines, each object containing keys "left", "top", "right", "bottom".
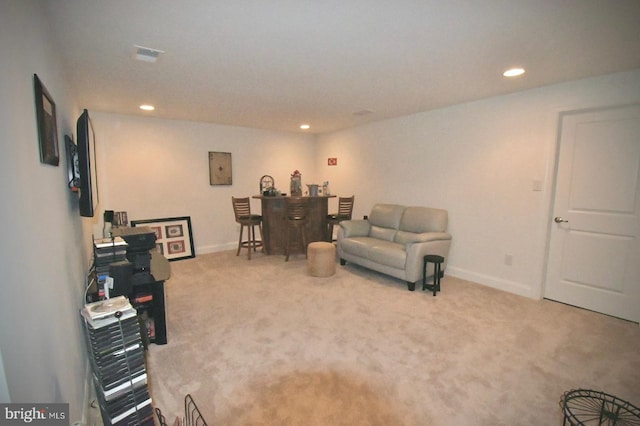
{"left": 503, "top": 68, "right": 526, "bottom": 77}
{"left": 139, "top": 104, "right": 155, "bottom": 111}
{"left": 300, "top": 124, "right": 310, "bottom": 130}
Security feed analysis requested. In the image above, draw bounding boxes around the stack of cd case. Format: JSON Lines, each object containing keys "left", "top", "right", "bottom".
{"left": 93, "top": 237, "right": 128, "bottom": 296}
{"left": 81, "top": 296, "right": 154, "bottom": 425}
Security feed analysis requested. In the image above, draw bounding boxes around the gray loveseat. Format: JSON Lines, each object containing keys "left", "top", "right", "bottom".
{"left": 337, "top": 204, "right": 452, "bottom": 291}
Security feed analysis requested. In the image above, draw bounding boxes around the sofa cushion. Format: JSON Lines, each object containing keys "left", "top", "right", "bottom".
{"left": 340, "top": 219, "right": 371, "bottom": 238}
{"left": 369, "top": 204, "right": 405, "bottom": 229}
{"left": 339, "top": 236, "right": 373, "bottom": 258}
{"left": 367, "top": 240, "right": 406, "bottom": 269}
{"left": 399, "top": 206, "right": 448, "bottom": 233}
{"left": 369, "top": 225, "right": 397, "bottom": 242}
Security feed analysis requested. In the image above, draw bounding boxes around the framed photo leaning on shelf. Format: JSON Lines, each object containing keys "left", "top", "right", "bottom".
{"left": 131, "top": 216, "right": 195, "bottom": 261}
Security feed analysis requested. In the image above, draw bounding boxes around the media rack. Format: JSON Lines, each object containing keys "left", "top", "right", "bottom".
{"left": 81, "top": 297, "right": 154, "bottom": 425}
{"left": 91, "top": 227, "right": 170, "bottom": 345}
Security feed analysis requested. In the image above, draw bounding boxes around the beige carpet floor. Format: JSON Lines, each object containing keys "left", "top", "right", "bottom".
{"left": 146, "top": 250, "right": 640, "bottom": 425}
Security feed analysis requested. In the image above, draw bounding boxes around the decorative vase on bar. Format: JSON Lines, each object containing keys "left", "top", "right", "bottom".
{"left": 290, "top": 170, "right": 302, "bottom": 196}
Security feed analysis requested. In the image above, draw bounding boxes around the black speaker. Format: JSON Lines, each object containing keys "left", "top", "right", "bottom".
{"left": 108, "top": 261, "right": 133, "bottom": 297}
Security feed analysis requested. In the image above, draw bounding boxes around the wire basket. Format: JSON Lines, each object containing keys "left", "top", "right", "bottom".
{"left": 155, "top": 394, "right": 208, "bottom": 426}
{"left": 560, "top": 389, "right": 640, "bottom": 425}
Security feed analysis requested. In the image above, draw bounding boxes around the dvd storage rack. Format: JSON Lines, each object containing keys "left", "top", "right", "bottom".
{"left": 81, "top": 297, "right": 154, "bottom": 425}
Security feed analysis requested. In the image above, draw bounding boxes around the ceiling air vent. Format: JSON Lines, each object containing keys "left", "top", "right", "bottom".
{"left": 132, "top": 45, "right": 165, "bottom": 63}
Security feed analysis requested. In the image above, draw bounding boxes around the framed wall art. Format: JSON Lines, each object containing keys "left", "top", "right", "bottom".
{"left": 33, "top": 74, "right": 59, "bottom": 166}
{"left": 209, "top": 151, "right": 232, "bottom": 185}
{"left": 131, "top": 216, "right": 195, "bottom": 261}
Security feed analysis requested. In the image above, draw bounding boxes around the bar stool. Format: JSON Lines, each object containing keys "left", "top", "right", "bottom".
{"left": 326, "top": 196, "right": 354, "bottom": 242}
{"left": 231, "top": 196, "right": 264, "bottom": 260}
{"left": 422, "top": 254, "right": 444, "bottom": 296}
{"left": 284, "top": 197, "right": 310, "bottom": 261}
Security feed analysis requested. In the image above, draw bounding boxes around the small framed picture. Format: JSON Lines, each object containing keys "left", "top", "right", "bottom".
{"left": 33, "top": 74, "right": 59, "bottom": 166}
{"left": 209, "top": 151, "right": 232, "bottom": 185}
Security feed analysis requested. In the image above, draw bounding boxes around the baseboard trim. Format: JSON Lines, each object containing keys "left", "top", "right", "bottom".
{"left": 446, "top": 266, "right": 538, "bottom": 299}
{"left": 195, "top": 242, "right": 237, "bottom": 255}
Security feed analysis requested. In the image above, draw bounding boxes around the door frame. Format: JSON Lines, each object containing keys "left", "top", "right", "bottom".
{"left": 539, "top": 103, "right": 640, "bottom": 310}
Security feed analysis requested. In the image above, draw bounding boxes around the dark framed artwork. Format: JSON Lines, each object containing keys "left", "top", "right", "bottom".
{"left": 131, "top": 216, "right": 195, "bottom": 261}
{"left": 33, "top": 74, "right": 59, "bottom": 166}
{"left": 209, "top": 151, "right": 232, "bottom": 185}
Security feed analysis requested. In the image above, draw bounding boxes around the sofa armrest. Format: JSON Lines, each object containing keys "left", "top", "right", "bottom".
{"left": 339, "top": 219, "right": 371, "bottom": 238}
{"left": 406, "top": 232, "right": 452, "bottom": 254}
{"left": 396, "top": 231, "right": 451, "bottom": 245}
{"left": 404, "top": 233, "right": 452, "bottom": 282}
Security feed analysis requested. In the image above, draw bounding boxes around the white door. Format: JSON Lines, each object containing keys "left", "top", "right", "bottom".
{"left": 544, "top": 104, "right": 640, "bottom": 323}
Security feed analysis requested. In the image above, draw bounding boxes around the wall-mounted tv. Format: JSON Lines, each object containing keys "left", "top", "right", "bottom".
{"left": 77, "top": 109, "right": 98, "bottom": 217}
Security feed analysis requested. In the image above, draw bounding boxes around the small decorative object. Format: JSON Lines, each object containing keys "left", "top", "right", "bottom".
{"left": 113, "top": 211, "right": 128, "bottom": 227}
{"left": 322, "top": 181, "right": 330, "bottom": 196}
{"left": 306, "top": 184, "right": 319, "bottom": 196}
{"left": 290, "top": 170, "right": 302, "bottom": 196}
{"left": 260, "top": 175, "right": 275, "bottom": 195}
{"left": 33, "top": 74, "right": 59, "bottom": 166}
{"left": 209, "top": 152, "right": 232, "bottom": 185}
{"left": 131, "top": 216, "right": 195, "bottom": 261}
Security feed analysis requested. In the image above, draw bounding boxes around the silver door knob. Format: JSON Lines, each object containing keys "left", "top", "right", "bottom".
{"left": 554, "top": 216, "right": 569, "bottom": 223}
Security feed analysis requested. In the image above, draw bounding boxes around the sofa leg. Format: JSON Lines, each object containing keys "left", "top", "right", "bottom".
{"left": 407, "top": 282, "right": 416, "bottom": 291}
{"left": 340, "top": 258, "right": 346, "bottom": 265}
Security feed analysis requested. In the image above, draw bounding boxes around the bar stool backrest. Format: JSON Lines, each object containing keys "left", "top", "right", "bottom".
{"left": 285, "top": 197, "right": 310, "bottom": 221}
{"left": 337, "top": 196, "right": 354, "bottom": 219}
{"left": 232, "top": 197, "right": 253, "bottom": 221}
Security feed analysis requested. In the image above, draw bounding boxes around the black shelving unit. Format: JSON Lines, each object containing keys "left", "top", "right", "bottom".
{"left": 92, "top": 229, "right": 169, "bottom": 345}
{"left": 130, "top": 280, "right": 167, "bottom": 345}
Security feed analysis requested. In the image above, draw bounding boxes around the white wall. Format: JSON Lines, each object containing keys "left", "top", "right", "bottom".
{"left": 0, "top": 0, "right": 94, "bottom": 421}
{"left": 317, "top": 69, "right": 640, "bottom": 298}
{"left": 92, "top": 113, "right": 317, "bottom": 253}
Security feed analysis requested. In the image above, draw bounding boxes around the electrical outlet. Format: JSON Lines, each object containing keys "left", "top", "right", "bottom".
{"left": 532, "top": 179, "right": 543, "bottom": 191}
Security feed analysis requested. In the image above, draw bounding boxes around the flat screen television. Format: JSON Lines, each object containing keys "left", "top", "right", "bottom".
{"left": 77, "top": 109, "right": 99, "bottom": 217}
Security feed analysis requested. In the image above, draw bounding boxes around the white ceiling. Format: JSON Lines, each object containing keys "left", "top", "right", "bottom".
{"left": 43, "top": 0, "right": 640, "bottom": 134}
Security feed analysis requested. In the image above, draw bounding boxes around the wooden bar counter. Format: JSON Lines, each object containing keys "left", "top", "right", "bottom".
{"left": 253, "top": 195, "right": 335, "bottom": 255}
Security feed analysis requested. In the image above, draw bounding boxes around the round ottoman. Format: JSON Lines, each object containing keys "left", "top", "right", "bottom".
{"left": 307, "top": 242, "right": 336, "bottom": 277}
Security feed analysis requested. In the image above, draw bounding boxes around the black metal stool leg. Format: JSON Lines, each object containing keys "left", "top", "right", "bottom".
{"left": 433, "top": 261, "right": 440, "bottom": 296}
{"left": 422, "top": 257, "right": 427, "bottom": 291}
